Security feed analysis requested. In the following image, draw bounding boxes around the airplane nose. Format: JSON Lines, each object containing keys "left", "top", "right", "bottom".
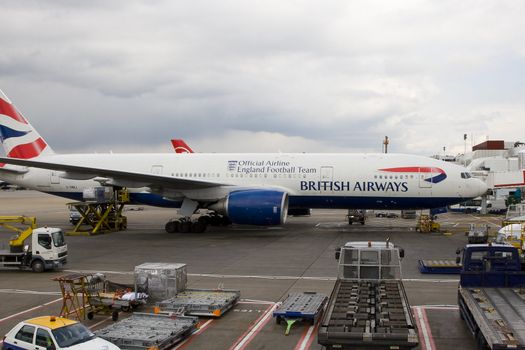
{"left": 476, "top": 179, "right": 488, "bottom": 197}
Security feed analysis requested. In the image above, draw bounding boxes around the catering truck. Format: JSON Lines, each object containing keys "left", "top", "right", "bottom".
{"left": 0, "top": 217, "right": 67, "bottom": 272}
{"left": 457, "top": 243, "right": 525, "bottom": 349}
{"left": 318, "top": 241, "right": 418, "bottom": 350}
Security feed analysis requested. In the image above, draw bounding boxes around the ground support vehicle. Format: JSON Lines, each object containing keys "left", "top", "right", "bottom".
{"left": 418, "top": 259, "right": 461, "bottom": 274}
{"left": 466, "top": 224, "right": 490, "bottom": 244}
{"left": 457, "top": 244, "right": 525, "bottom": 349}
{"left": 54, "top": 273, "right": 146, "bottom": 321}
{"left": 415, "top": 214, "right": 440, "bottom": 233}
{"left": 156, "top": 288, "right": 240, "bottom": 317}
{"left": 0, "top": 216, "right": 67, "bottom": 272}
{"left": 67, "top": 188, "right": 129, "bottom": 236}
{"left": 347, "top": 210, "right": 366, "bottom": 225}
{"left": 273, "top": 292, "right": 328, "bottom": 335}
{"left": 95, "top": 312, "right": 198, "bottom": 350}
{"left": 318, "top": 241, "right": 418, "bottom": 350}
{"left": 2, "top": 316, "right": 120, "bottom": 350}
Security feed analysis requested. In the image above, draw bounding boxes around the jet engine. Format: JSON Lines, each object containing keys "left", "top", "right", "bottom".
{"left": 209, "top": 189, "right": 289, "bottom": 225}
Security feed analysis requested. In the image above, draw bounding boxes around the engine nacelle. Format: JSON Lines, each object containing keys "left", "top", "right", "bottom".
{"left": 210, "top": 190, "right": 289, "bottom": 225}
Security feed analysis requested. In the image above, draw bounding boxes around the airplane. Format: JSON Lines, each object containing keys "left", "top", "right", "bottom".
{"left": 171, "top": 139, "right": 194, "bottom": 153}
{"left": 0, "top": 89, "right": 487, "bottom": 233}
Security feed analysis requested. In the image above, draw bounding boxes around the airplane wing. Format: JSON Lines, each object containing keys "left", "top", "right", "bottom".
{"left": 0, "top": 157, "right": 223, "bottom": 190}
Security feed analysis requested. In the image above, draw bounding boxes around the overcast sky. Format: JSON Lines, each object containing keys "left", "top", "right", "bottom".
{"left": 1, "top": 0, "right": 524, "bottom": 156}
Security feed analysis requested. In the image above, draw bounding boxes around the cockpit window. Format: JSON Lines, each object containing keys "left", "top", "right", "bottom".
{"left": 461, "top": 172, "right": 472, "bottom": 179}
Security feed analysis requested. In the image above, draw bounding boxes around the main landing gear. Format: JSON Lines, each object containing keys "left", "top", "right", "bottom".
{"left": 164, "top": 214, "right": 232, "bottom": 233}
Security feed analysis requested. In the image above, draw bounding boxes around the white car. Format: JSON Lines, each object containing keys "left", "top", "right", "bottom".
{"left": 2, "top": 316, "right": 120, "bottom": 350}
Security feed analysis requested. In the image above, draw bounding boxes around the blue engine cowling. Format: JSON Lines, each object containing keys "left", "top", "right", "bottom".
{"left": 224, "top": 189, "right": 289, "bottom": 225}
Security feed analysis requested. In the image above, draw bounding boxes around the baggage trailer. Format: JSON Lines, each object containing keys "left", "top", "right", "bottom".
{"left": 273, "top": 291, "right": 328, "bottom": 334}
{"left": 457, "top": 243, "right": 525, "bottom": 349}
{"left": 418, "top": 259, "right": 462, "bottom": 274}
{"left": 318, "top": 241, "right": 418, "bottom": 350}
{"left": 95, "top": 312, "right": 198, "bottom": 350}
{"left": 157, "top": 288, "right": 240, "bottom": 317}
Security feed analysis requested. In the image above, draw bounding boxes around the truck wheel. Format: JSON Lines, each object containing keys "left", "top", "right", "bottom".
{"left": 476, "top": 331, "right": 487, "bottom": 350}
{"left": 87, "top": 312, "right": 94, "bottom": 320}
{"left": 348, "top": 221, "right": 352, "bottom": 225}
{"left": 31, "top": 260, "right": 45, "bottom": 273}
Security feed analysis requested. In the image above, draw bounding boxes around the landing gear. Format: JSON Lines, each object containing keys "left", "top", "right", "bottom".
{"left": 164, "top": 214, "right": 231, "bottom": 233}
{"left": 164, "top": 217, "right": 208, "bottom": 233}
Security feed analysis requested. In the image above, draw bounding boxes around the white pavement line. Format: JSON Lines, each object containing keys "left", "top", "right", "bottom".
{"left": 88, "top": 316, "right": 112, "bottom": 330}
{"left": 403, "top": 278, "right": 459, "bottom": 283}
{"left": 239, "top": 299, "right": 276, "bottom": 305}
{"left": 0, "top": 297, "right": 63, "bottom": 324}
{"left": 414, "top": 306, "right": 434, "bottom": 350}
{"left": 295, "top": 325, "right": 316, "bottom": 350}
{"left": 418, "top": 305, "right": 459, "bottom": 310}
{"left": 173, "top": 319, "right": 214, "bottom": 350}
{"left": 0, "top": 289, "right": 61, "bottom": 296}
{"left": 64, "top": 269, "right": 133, "bottom": 275}
{"left": 64, "top": 269, "right": 337, "bottom": 281}
{"left": 230, "top": 303, "right": 278, "bottom": 350}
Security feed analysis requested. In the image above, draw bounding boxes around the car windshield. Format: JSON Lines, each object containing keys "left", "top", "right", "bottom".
{"left": 52, "top": 231, "right": 66, "bottom": 247}
{"left": 52, "top": 323, "right": 95, "bottom": 347}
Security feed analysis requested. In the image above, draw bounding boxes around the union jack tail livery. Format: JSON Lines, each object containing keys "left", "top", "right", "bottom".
{"left": 0, "top": 90, "right": 54, "bottom": 166}
{"left": 171, "top": 139, "right": 194, "bottom": 153}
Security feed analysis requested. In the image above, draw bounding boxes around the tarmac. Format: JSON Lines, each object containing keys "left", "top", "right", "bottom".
{"left": 0, "top": 190, "right": 506, "bottom": 349}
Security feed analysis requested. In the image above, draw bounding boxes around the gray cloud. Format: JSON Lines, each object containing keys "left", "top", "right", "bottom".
{"left": 1, "top": 0, "right": 524, "bottom": 156}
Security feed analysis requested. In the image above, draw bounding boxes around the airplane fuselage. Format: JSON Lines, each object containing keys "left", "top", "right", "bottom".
{"left": 2, "top": 152, "right": 485, "bottom": 210}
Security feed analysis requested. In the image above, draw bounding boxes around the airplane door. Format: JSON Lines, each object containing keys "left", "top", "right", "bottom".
{"left": 151, "top": 165, "right": 163, "bottom": 175}
{"left": 50, "top": 171, "right": 60, "bottom": 184}
{"left": 320, "top": 166, "right": 333, "bottom": 193}
{"left": 418, "top": 168, "right": 432, "bottom": 188}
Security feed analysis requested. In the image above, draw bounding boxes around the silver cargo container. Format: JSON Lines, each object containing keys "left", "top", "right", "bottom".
{"left": 134, "top": 262, "right": 187, "bottom": 301}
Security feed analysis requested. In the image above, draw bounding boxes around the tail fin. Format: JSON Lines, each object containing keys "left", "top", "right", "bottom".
{"left": 0, "top": 89, "right": 54, "bottom": 165}
{"left": 171, "top": 139, "right": 194, "bottom": 153}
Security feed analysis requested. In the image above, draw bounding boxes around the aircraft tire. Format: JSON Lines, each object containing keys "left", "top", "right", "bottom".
{"left": 179, "top": 220, "right": 192, "bottom": 233}
{"left": 192, "top": 221, "right": 207, "bottom": 233}
{"left": 165, "top": 221, "right": 177, "bottom": 233}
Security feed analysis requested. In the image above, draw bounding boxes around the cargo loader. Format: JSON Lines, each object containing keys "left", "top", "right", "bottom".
{"left": 318, "top": 241, "right": 418, "bottom": 350}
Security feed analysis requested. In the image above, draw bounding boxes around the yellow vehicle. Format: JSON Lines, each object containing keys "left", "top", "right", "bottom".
{"left": 2, "top": 316, "right": 120, "bottom": 349}
{"left": 0, "top": 216, "right": 67, "bottom": 272}
{"left": 416, "top": 214, "right": 440, "bottom": 233}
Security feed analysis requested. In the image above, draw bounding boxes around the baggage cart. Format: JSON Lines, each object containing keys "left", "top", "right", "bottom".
{"left": 95, "top": 312, "right": 198, "bottom": 350}
{"left": 273, "top": 291, "right": 328, "bottom": 335}
{"left": 417, "top": 259, "right": 462, "bottom": 274}
{"left": 157, "top": 288, "right": 240, "bottom": 317}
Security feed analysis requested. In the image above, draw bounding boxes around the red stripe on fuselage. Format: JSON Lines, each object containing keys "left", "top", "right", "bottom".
{"left": 0, "top": 97, "right": 28, "bottom": 124}
{"left": 7, "top": 137, "right": 47, "bottom": 159}
{"left": 379, "top": 167, "right": 445, "bottom": 174}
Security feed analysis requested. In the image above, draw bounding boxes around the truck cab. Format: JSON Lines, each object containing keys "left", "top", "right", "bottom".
{"left": 0, "top": 226, "right": 67, "bottom": 272}
{"left": 459, "top": 243, "right": 524, "bottom": 287}
{"left": 29, "top": 227, "right": 68, "bottom": 272}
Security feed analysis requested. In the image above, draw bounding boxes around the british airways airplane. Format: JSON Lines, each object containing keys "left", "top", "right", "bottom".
{"left": 0, "top": 90, "right": 487, "bottom": 232}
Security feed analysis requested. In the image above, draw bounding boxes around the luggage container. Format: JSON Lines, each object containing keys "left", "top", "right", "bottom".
{"left": 134, "top": 262, "right": 187, "bottom": 301}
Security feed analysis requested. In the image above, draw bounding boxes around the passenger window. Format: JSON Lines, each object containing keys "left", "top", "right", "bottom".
{"left": 36, "top": 328, "right": 56, "bottom": 350}
{"left": 15, "top": 325, "right": 36, "bottom": 343}
{"left": 38, "top": 234, "right": 52, "bottom": 250}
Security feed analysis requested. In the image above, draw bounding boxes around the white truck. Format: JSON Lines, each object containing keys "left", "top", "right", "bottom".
{"left": 0, "top": 226, "right": 67, "bottom": 272}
